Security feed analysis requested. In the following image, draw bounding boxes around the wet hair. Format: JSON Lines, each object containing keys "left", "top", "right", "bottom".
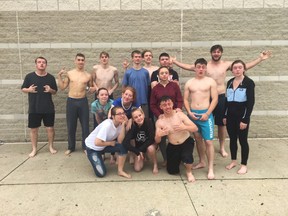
{"left": 122, "top": 86, "right": 137, "bottom": 102}
{"left": 210, "top": 44, "right": 223, "bottom": 53}
{"left": 35, "top": 56, "right": 47, "bottom": 64}
{"left": 97, "top": 87, "right": 109, "bottom": 96}
{"left": 194, "top": 58, "right": 207, "bottom": 66}
{"left": 110, "top": 106, "right": 124, "bottom": 117}
{"left": 231, "top": 60, "right": 247, "bottom": 74}
{"left": 141, "top": 50, "right": 153, "bottom": 58}
{"left": 99, "top": 51, "right": 109, "bottom": 58}
{"left": 159, "top": 95, "right": 172, "bottom": 103}
{"left": 75, "top": 53, "right": 85, "bottom": 59}
{"left": 131, "top": 50, "right": 142, "bottom": 58}
{"left": 158, "top": 52, "right": 170, "bottom": 60}
{"left": 131, "top": 107, "right": 144, "bottom": 117}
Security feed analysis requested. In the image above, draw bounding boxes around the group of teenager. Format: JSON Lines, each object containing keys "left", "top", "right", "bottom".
{"left": 21, "top": 45, "right": 271, "bottom": 183}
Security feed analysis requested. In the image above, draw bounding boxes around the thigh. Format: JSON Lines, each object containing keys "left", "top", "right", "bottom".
{"left": 181, "top": 137, "right": 194, "bottom": 164}
{"left": 166, "top": 144, "right": 181, "bottom": 174}
{"left": 28, "top": 113, "right": 42, "bottom": 128}
{"left": 43, "top": 113, "right": 55, "bottom": 127}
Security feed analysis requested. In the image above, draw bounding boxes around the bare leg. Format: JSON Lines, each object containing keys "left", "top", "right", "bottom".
{"left": 117, "top": 155, "right": 131, "bottom": 179}
{"left": 110, "top": 154, "right": 116, "bottom": 164}
{"left": 147, "top": 145, "right": 159, "bottom": 174}
{"left": 218, "top": 126, "right": 228, "bottom": 157}
{"left": 29, "top": 128, "right": 38, "bottom": 157}
{"left": 237, "top": 165, "right": 248, "bottom": 174}
{"left": 226, "top": 160, "right": 237, "bottom": 170}
{"left": 205, "top": 140, "right": 215, "bottom": 180}
{"left": 46, "top": 127, "right": 57, "bottom": 154}
{"left": 134, "top": 154, "right": 144, "bottom": 172}
{"left": 184, "top": 163, "right": 196, "bottom": 183}
{"left": 192, "top": 133, "right": 206, "bottom": 170}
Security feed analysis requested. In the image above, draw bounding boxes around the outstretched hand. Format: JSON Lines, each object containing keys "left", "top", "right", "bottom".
{"left": 260, "top": 50, "right": 272, "bottom": 60}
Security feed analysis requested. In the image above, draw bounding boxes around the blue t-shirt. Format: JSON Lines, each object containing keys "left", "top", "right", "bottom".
{"left": 113, "top": 97, "right": 140, "bottom": 119}
{"left": 122, "top": 67, "right": 150, "bottom": 105}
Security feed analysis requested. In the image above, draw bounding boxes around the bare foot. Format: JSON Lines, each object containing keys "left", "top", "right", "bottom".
{"left": 192, "top": 162, "right": 206, "bottom": 170}
{"left": 152, "top": 165, "right": 159, "bottom": 174}
{"left": 207, "top": 169, "right": 215, "bottom": 180}
{"left": 186, "top": 172, "right": 196, "bottom": 183}
{"left": 118, "top": 171, "right": 132, "bottom": 179}
{"left": 49, "top": 147, "right": 57, "bottom": 155}
{"left": 219, "top": 149, "right": 228, "bottom": 157}
{"left": 29, "top": 149, "right": 37, "bottom": 158}
{"left": 237, "top": 165, "right": 247, "bottom": 174}
{"left": 65, "top": 150, "right": 72, "bottom": 155}
{"left": 226, "top": 161, "right": 237, "bottom": 170}
{"left": 162, "top": 160, "right": 167, "bottom": 167}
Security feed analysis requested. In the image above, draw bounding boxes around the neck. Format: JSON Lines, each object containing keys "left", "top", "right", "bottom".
{"left": 99, "top": 100, "right": 107, "bottom": 105}
{"left": 235, "top": 75, "right": 244, "bottom": 81}
{"left": 35, "top": 70, "right": 46, "bottom": 76}
{"left": 133, "top": 64, "right": 142, "bottom": 70}
{"left": 160, "top": 80, "right": 169, "bottom": 85}
{"left": 101, "top": 64, "right": 109, "bottom": 69}
{"left": 112, "top": 119, "right": 120, "bottom": 127}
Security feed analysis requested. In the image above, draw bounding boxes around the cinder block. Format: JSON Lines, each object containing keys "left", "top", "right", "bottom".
{"left": 224, "top": 0, "right": 243, "bottom": 8}
{"left": 264, "top": 0, "right": 284, "bottom": 8}
{"left": 142, "top": 0, "right": 162, "bottom": 10}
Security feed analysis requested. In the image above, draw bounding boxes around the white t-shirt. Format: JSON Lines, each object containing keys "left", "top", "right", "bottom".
{"left": 85, "top": 119, "right": 123, "bottom": 151}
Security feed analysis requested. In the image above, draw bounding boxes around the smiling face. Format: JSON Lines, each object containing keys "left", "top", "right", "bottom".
{"left": 211, "top": 48, "right": 222, "bottom": 62}
{"left": 132, "top": 109, "right": 145, "bottom": 126}
{"left": 97, "top": 88, "right": 109, "bottom": 104}
{"left": 159, "top": 99, "right": 174, "bottom": 114}
{"left": 111, "top": 107, "right": 127, "bottom": 124}
{"left": 75, "top": 56, "right": 85, "bottom": 69}
{"left": 122, "top": 89, "right": 134, "bottom": 104}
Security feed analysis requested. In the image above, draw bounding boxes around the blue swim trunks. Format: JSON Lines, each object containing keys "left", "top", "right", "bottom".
{"left": 188, "top": 109, "right": 214, "bottom": 141}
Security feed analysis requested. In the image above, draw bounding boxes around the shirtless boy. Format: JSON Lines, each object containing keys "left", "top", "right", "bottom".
{"left": 183, "top": 58, "right": 218, "bottom": 180}
{"left": 155, "top": 96, "right": 198, "bottom": 183}
{"left": 92, "top": 51, "right": 119, "bottom": 98}
{"left": 172, "top": 45, "right": 271, "bottom": 157}
{"left": 58, "top": 53, "right": 93, "bottom": 155}
{"left": 142, "top": 50, "right": 159, "bottom": 78}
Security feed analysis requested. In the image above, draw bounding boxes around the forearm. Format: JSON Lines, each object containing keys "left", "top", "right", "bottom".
{"left": 173, "top": 59, "right": 194, "bottom": 71}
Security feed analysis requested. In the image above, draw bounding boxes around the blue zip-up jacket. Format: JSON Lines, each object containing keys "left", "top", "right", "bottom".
{"left": 224, "top": 75, "right": 255, "bottom": 124}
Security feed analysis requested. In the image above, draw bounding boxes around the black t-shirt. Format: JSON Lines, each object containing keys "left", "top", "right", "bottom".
{"left": 21, "top": 72, "right": 57, "bottom": 113}
{"left": 151, "top": 68, "right": 179, "bottom": 83}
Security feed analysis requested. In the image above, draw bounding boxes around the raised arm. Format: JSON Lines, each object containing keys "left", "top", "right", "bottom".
{"left": 171, "top": 56, "right": 195, "bottom": 71}
{"left": 244, "top": 50, "right": 272, "bottom": 70}
{"left": 57, "top": 68, "right": 69, "bottom": 90}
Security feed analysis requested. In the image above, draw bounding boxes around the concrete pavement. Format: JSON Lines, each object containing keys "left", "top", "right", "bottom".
{"left": 0, "top": 138, "right": 287, "bottom": 216}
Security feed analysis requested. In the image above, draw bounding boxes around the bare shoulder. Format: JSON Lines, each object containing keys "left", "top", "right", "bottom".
{"left": 110, "top": 65, "right": 118, "bottom": 73}
{"left": 185, "top": 78, "right": 195, "bottom": 85}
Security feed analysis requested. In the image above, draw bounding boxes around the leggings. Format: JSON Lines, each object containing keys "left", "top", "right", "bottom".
{"left": 66, "top": 97, "right": 89, "bottom": 151}
{"left": 226, "top": 116, "right": 250, "bottom": 165}
{"left": 86, "top": 144, "right": 127, "bottom": 177}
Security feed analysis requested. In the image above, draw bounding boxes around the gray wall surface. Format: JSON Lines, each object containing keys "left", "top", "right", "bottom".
{"left": 0, "top": 0, "right": 287, "bottom": 142}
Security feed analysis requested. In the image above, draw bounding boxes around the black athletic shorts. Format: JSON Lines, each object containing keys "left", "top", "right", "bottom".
{"left": 28, "top": 113, "right": 55, "bottom": 128}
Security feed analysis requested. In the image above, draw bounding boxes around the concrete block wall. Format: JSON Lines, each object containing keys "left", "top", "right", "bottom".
{"left": 0, "top": 1, "right": 287, "bottom": 143}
